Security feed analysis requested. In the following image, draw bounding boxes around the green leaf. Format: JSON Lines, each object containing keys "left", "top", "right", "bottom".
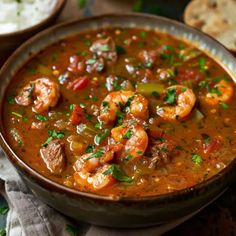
{"left": 219, "top": 102, "right": 229, "bottom": 109}
{"left": 103, "top": 164, "right": 132, "bottom": 183}
{"left": 201, "top": 133, "right": 210, "bottom": 146}
{"left": 0, "top": 229, "right": 6, "bottom": 236}
{"left": 94, "top": 129, "right": 109, "bottom": 145}
{"left": 116, "top": 45, "right": 126, "bottom": 55}
{"left": 211, "top": 87, "right": 222, "bottom": 96}
{"left": 199, "top": 57, "right": 206, "bottom": 71}
{"left": 66, "top": 224, "right": 79, "bottom": 236}
{"left": 35, "top": 115, "right": 48, "bottom": 122}
{"left": 85, "top": 144, "right": 95, "bottom": 153}
{"left": 86, "top": 58, "right": 96, "bottom": 65}
{"left": 123, "top": 129, "right": 132, "bottom": 139}
{"left": 192, "top": 154, "right": 203, "bottom": 165}
{"left": 85, "top": 148, "right": 105, "bottom": 160}
{"left": 140, "top": 31, "right": 146, "bottom": 39}
{"left": 164, "top": 88, "right": 177, "bottom": 105}
{"left": 0, "top": 206, "right": 9, "bottom": 215}
{"left": 7, "top": 95, "right": 15, "bottom": 104}
{"left": 116, "top": 110, "right": 125, "bottom": 126}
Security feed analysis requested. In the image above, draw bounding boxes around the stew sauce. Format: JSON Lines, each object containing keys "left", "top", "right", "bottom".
{"left": 3, "top": 28, "right": 236, "bottom": 197}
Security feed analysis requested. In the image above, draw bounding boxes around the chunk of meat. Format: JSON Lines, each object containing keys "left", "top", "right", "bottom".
{"left": 138, "top": 50, "right": 158, "bottom": 65}
{"left": 40, "top": 139, "right": 66, "bottom": 174}
{"left": 90, "top": 37, "right": 117, "bottom": 63}
{"left": 86, "top": 57, "right": 105, "bottom": 73}
{"left": 150, "top": 138, "right": 177, "bottom": 167}
{"left": 67, "top": 55, "right": 85, "bottom": 74}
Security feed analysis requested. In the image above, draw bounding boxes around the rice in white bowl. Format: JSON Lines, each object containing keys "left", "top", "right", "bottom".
{"left": 0, "top": 0, "right": 57, "bottom": 34}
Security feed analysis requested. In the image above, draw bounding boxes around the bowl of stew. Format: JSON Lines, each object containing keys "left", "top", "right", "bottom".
{"left": 0, "top": 13, "right": 235, "bottom": 228}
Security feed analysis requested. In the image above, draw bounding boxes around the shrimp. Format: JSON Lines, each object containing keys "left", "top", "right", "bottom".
{"left": 98, "top": 91, "right": 149, "bottom": 124}
{"left": 156, "top": 85, "right": 196, "bottom": 121}
{"left": 73, "top": 164, "right": 115, "bottom": 190}
{"left": 15, "top": 78, "right": 60, "bottom": 114}
{"left": 203, "top": 80, "right": 233, "bottom": 106}
{"left": 111, "top": 123, "right": 148, "bottom": 162}
{"left": 73, "top": 144, "right": 123, "bottom": 173}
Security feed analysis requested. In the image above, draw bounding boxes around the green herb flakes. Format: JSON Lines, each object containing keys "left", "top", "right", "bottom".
{"left": 94, "top": 129, "right": 109, "bottom": 145}
{"left": 103, "top": 164, "right": 132, "bottom": 183}
{"left": 123, "top": 129, "right": 132, "bottom": 139}
{"left": 192, "top": 154, "right": 203, "bottom": 165}
{"left": 164, "top": 88, "right": 177, "bottom": 105}
{"left": 35, "top": 115, "right": 47, "bottom": 122}
{"left": 219, "top": 102, "right": 229, "bottom": 109}
{"left": 116, "top": 45, "right": 126, "bottom": 55}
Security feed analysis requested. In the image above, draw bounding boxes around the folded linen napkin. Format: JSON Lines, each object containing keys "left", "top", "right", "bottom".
{"left": 0, "top": 148, "right": 204, "bottom": 236}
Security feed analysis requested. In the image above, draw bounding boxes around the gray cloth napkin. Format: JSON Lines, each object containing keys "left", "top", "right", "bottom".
{"left": 0, "top": 148, "right": 205, "bottom": 236}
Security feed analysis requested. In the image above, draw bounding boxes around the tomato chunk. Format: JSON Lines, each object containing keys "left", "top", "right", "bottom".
{"left": 69, "top": 105, "right": 85, "bottom": 125}
{"left": 67, "top": 76, "right": 89, "bottom": 91}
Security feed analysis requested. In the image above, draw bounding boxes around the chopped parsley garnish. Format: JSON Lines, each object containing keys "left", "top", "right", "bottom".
{"left": 116, "top": 110, "right": 125, "bottom": 126}
{"left": 164, "top": 88, "right": 177, "bottom": 105}
{"left": 94, "top": 129, "right": 109, "bottom": 145}
{"left": 144, "top": 62, "right": 153, "bottom": 68}
{"left": 199, "top": 57, "right": 206, "bottom": 71}
{"left": 201, "top": 133, "right": 210, "bottom": 146}
{"left": 211, "top": 86, "right": 222, "bottom": 96}
{"left": 69, "top": 104, "right": 75, "bottom": 111}
{"left": 99, "top": 44, "right": 110, "bottom": 52}
{"left": 85, "top": 148, "right": 105, "bottom": 160}
{"left": 219, "top": 102, "right": 229, "bottom": 109}
{"left": 124, "top": 96, "right": 134, "bottom": 110}
{"left": 124, "top": 154, "right": 133, "bottom": 161}
{"left": 181, "top": 87, "right": 187, "bottom": 93}
{"left": 103, "top": 164, "right": 132, "bottom": 183}
{"left": 42, "top": 130, "right": 65, "bottom": 147}
{"left": 136, "top": 150, "right": 143, "bottom": 155}
{"left": 7, "top": 95, "right": 15, "bottom": 104}
{"left": 102, "top": 101, "right": 109, "bottom": 112}
{"left": 86, "top": 58, "right": 96, "bottom": 65}
{"left": 116, "top": 45, "right": 126, "bottom": 55}
{"left": 79, "top": 102, "right": 85, "bottom": 108}
{"left": 192, "top": 154, "right": 203, "bottom": 165}
{"left": 84, "top": 39, "right": 92, "bottom": 46}
{"left": 66, "top": 224, "right": 80, "bottom": 236}
{"left": 113, "top": 80, "right": 122, "bottom": 91}
{"left": 85, "top": 113, "right": 94, "bottom": 121}
{"left": 0, "top": 206, "right": 9, "bottom": 215}
{"left": 85, "top": 144, "right": 95, "bottom": 153}
{"left": 140, "top": 31, "right": 146, "bottom": 39}
{"left": 35, "top": 115, "right": 47, "bottom": 122}
{"left": 198, "top": 80, "right": 207, "bottom": 89}
{"left": 94, "top": 122, "right": 103, "bottom": 129}
{"left": 123, "top": 129, "right": 132, "bottom": 139}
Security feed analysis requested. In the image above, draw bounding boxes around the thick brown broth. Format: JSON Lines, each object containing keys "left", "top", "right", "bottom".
{"left": 3, "top": 28, "right": 236, "bottom": 197}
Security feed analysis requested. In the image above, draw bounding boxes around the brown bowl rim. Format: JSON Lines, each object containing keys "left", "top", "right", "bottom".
{"left": 0, "top": 13, "right": 235, "bottom": 202}
{"left": 0, "top": 0, "right": 66, "bottom": 38}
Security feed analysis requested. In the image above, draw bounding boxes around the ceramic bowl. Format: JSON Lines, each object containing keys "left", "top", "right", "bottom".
{"left": 0, "top": 0, "right": 66, "bottom": 66}
{"left": 0, "top": 14, "right": 235, "bottom": 228}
